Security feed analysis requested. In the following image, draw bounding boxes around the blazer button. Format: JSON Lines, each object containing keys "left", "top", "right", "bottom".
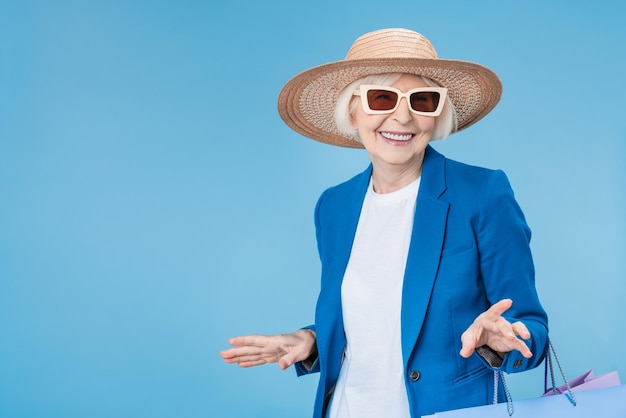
{"left": 409, "top": 370, "right": 421, "bottom": 382}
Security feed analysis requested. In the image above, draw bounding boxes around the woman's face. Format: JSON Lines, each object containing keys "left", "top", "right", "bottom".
{"left": 351, "top": 74, "right": 436, "bottom": 178}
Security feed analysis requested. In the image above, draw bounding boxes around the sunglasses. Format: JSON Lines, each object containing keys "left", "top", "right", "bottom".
{"left": 354, "top": 85, "right": 448, "bottom": 116}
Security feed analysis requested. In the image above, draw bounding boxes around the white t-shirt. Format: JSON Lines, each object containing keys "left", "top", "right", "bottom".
{"left": 327, "top": 177, "right": 420, "bottom": 418}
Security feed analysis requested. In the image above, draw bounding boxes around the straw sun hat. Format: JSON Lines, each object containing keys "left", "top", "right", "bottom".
{"left": 277, "top": 28, "right": 503, "bottom": 148}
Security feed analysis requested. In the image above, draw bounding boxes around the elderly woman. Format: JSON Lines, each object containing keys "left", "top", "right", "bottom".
{"left": 220, "top": 28, "right": 548, "bottom": 418}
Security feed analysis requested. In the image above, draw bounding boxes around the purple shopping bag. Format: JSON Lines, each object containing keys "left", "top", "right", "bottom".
{"left": 543, "top": 369, "right": 621, "bottom": 396}
{"left": 423, "top": 339, "right": 625, "bottom": 417}
{"left": 423, "top": 384, "right": 626, "bottom": 417}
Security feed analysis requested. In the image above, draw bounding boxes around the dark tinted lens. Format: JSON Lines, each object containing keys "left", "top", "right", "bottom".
{"left": 366, "top": 89, "right": 399, "bottom": 111}
{"left": 410, "top": 91, "right": 440, "bottom": 112}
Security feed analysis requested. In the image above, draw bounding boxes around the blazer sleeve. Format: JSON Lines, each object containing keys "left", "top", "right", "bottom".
{"left": 293, "top": 325, "right": 320, "bottom": 376}
{"left": 293, "top": 189, "right": 329, "bottom": 377}
{"left": 475, "top": 169, "right": 549, "bottom": 373}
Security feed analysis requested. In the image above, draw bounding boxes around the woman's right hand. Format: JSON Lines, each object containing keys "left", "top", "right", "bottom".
{"left": 219, "top": 329, "right": 317, "bottom": 370}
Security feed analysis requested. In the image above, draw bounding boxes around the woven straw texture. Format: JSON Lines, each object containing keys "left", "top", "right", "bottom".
{"left": 277, "top": 29, "right": 502, "bottom": 148}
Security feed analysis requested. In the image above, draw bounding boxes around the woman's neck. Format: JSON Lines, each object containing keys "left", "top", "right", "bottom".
{"left": 370, "top": 163, "right": 422, "bottom": 194}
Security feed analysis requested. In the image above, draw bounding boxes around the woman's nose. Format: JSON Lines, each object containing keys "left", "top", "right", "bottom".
{"left": 392, "top": 97, "right": 412, "bottom": 123}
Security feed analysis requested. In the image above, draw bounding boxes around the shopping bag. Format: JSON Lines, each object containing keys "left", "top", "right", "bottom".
{"left": 542, "top": 369, "right": 621, "bottom": 396}
{"left": 423, "top": 384, "right": 626, "bottom": 417}
{"left": 423, "top": 339, "right": 625, "bottom": 417}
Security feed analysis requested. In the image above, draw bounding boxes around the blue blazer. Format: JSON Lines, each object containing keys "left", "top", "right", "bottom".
{"left": 296, "top": 145, "right": 549, "bottom": 418}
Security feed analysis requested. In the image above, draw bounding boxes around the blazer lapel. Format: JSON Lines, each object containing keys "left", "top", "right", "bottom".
{"left": 401, "top": 146, "right": 450, "bottom": 364}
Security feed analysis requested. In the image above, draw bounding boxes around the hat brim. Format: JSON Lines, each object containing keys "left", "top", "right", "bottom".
{"left": 277, "top": 57, "right": 502, "bottom": 148}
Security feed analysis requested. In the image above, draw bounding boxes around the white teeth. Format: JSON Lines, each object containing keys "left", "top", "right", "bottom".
{"left": 380, "top": 132, "right": 413, "bottom": 141}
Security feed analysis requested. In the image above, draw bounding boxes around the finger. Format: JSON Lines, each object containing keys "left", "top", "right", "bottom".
{"left": 459, "top": 328, "right": 479, "bottom": 358}
{"left": 490, "top": 324, "right": 532, "bottom": 359}
{"left": 486, "top": 299, "right": 513, "bottom": 318}
{"left": 220, "top": 345, "right": 258, "bottom": 358}
{"left": 222, "top": 349, "right": 270, "bottom": 365}
{"left": 219, "top": 344, "right": 268, "bottom": 363}
{"left": 219, "top": 347, "right": 245, "bottom": 360}
{"left": 510, "top": 338, "right": 532, "bottom": 358}
{"left": 219, "top": 349, "right": 236, "bottom": 360}
{"left": 227, "top": 334, "right": 269, "bottom": 347}
{"left": 237, "top": 358, "right": 269, "bottom": 368}
{"left": 494, "top": 316, "right": 518, "bottom": 339}
{"left": 460, "top": 314, "right": 503, "bottom": 354}
{"left": 278, "top": 353, "right": 294, "bottom": 370}
{"left": 511, "top": 321, "right": 531, "bottom": 340}
{"left": 278, "top": 347, "right": 306, "bottom": 370}
{"left": 492, "top": 318, "right": 528, "bottom": 341}
{"left": 220, "top": 350, "right": 252, "bottom": 363}
{"left": 459, "top": 345, "right": 474, "bottom": 359}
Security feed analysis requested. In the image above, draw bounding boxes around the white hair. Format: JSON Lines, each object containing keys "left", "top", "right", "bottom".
{"left": 334, "top": 73, "right": 458, "bottom": 143}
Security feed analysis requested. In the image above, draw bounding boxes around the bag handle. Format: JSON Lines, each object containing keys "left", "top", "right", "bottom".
{"left": 493, "top": 370, "right": 514, "bottom": 416}
{"left": 494, "top": 338, "right": 576, "bottom": 416}
{"left": 544, "top": 339, "right": 577, "bottom": 405}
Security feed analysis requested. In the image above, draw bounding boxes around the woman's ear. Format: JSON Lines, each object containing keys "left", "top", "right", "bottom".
{"left": 348, "top": 102, "right": 358, "bottom": 128}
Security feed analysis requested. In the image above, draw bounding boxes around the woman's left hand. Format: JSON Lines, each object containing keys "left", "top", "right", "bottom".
{"left": 459, "top": 298, "right": 532, "bottom": 359}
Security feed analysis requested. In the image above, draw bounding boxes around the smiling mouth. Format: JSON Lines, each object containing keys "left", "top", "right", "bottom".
{"left": 380, "top": 132, "right": 414, "bottom": 142}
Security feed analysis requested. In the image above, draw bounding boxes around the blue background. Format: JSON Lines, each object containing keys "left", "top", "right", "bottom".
{"left": 1, "top": 1, "right": 624, "bottom": 417}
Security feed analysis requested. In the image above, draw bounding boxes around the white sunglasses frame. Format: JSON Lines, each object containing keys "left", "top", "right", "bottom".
{"left": 354, "top": 84, "right": 448, "bottom": 116}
